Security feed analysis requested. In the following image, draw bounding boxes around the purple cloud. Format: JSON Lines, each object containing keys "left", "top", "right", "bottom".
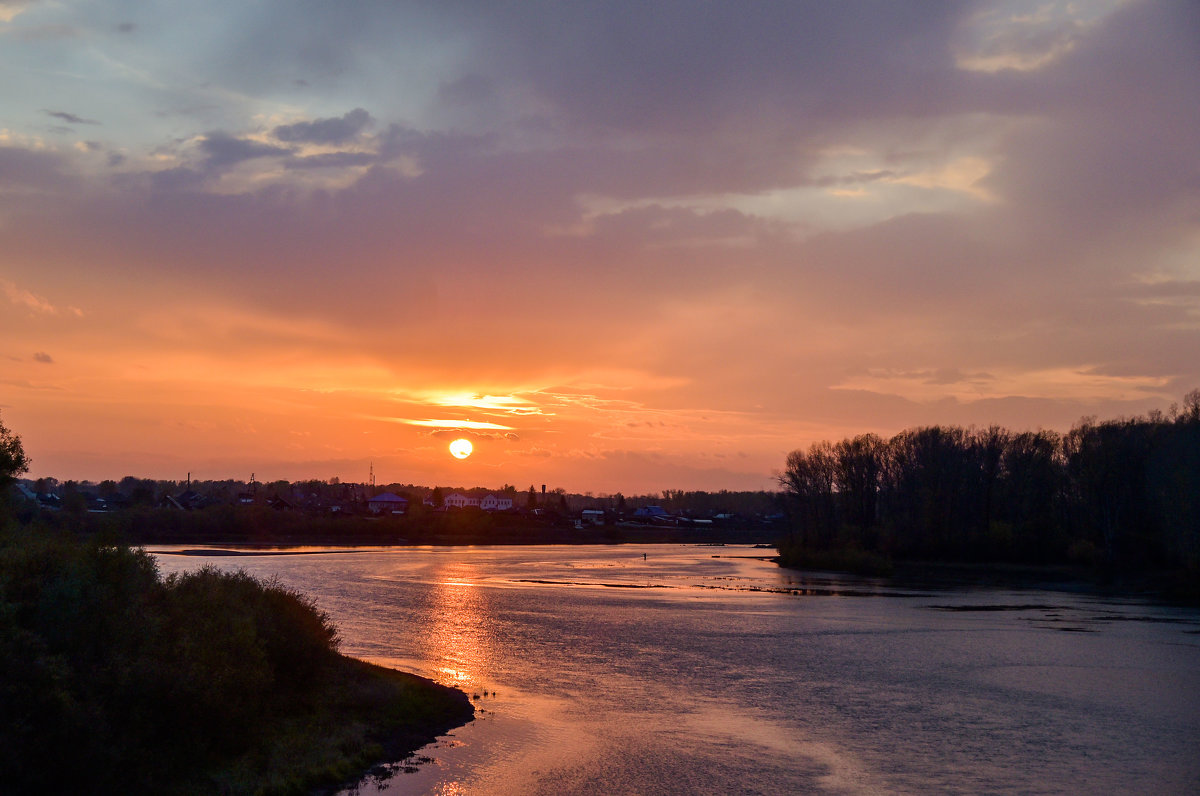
{"left": 273, "top": 108, "right": 372, "bottom": 144}
{"left": 199, "top": 132, "right": 291, "bottom": 168}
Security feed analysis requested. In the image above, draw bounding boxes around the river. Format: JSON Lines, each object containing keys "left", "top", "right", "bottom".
{"left": 150, "top": 544, "right": 1200, "bottom": 795}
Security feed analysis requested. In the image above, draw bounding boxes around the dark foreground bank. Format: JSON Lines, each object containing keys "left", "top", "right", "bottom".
{"left": 0, "top": 526, "right": 473, "bottom": 795}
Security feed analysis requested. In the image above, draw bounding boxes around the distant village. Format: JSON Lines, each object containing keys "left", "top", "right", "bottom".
{"left": 11, "top": 475, "right": 783, "bottom": 531}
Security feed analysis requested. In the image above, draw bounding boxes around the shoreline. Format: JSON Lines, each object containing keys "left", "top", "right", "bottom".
{"left": 779, "top": 556, "right": 1197, "bottom": 603}
{"left": 313, "top": 658, "right": 475, "bottom": 796}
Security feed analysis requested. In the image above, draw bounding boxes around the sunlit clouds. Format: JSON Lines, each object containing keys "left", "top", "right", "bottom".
{"left": 2, "top": 0, "right": 1198, "bottom": 492}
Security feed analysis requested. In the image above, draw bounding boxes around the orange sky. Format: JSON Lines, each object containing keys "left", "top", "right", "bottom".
{"left": 2, "top": 1, "right": 1198, "bottom": 493}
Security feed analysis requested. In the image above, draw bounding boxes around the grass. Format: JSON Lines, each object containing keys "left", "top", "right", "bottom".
{"left": 201, "top": 658, "right": 473, "bottom": 795}
{"left": 776, "top": 541, "right": 895, "bottom": 577}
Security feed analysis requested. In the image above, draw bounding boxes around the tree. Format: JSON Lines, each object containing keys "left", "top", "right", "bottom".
{"left": 780, "top": 440, "right": 838, "bottom": 548}
{"left": 0, "top": 412, "right": 30, "bottom": 488}
{"left": 834, "top": 434, "right": 885, "bottom": 543}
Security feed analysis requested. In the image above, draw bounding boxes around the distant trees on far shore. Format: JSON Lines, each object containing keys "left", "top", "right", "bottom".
{"left": 778, "top": 390, "right": 1200, "bottom": 590}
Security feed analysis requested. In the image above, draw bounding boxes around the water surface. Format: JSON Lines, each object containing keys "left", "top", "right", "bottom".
{"left": 151, "top": 544, "right": 1200, "bottom": 794}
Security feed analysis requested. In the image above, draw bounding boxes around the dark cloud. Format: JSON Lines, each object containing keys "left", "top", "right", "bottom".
{"left": 116, "top": 22, "right": 135, "bottom": 33}
{"left": 272, "top": 108, "right": 371, "bottom": 144}
{"left": 284, "top": 151, "right": 376, "bottom": 170}
{"left": 426, "top": 428, "right": 510, "bottom": 441}
{"left": 0, "top": 146, "right": 74, "bottom": 190}
{"left": 445, "top": 1, "right": 969, "bottom": 134}
{"left": 43, "top": 110, "right": 99, "bottom": 125}
{"left": 814, "top": 170, "right": 899, "bottom": 187}
{"left": 199, "top": 132, "right": 291, "bottom": 168}
{"left": 33, "top": 352, "right": 54, "bottom": 364}
{"left": 148, "top": 165, "right": 205, "bottom": 192}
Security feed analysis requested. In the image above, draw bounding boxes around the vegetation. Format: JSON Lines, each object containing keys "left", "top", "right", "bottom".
{"left": 0, "top": 412, "right": 30, "bottom": 520}
{"left": 0, "top": 412, "right": 30, "bottom": 486}
{"left": 0, "top": 525, "right": 473, "bottom": 794}
{"left": 778, "top": 391, "right": 1200, "bottom": 597}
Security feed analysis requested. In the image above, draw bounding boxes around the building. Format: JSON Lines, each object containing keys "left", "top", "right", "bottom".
{"left": 368, "top": 492, "right": 409, "bottom": 515}
{"left": 633, "top": 505, "right": 668, "bottom": 518}
{"left": 480, "top": 494, "right": 514, "bottom": 511}
{"left": 443, "top": 492, "right": 479, "bottom": 509}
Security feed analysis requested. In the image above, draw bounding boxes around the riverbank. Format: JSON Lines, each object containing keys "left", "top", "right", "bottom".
{"left": 778, "top": 553, "right": 1200, "bottom": 603}
{"left": 0, "top": 527, "right": 473, "bottom": 794}
{"left": 253, "top": 657, "right": 474, "bottom": 796}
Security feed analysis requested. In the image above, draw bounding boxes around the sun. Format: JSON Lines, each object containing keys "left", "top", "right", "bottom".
{"left": 449, "top": 438, "right": 473, "bottom": 459}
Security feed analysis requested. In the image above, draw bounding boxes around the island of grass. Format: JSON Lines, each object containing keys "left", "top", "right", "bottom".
{"left": 0, "top": 526, "right": 473, "bottom": 795}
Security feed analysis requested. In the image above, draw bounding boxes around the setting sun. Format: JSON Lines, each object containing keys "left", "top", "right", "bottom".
{"left": 449, "top": 438, "right": 473, "bottom": 459}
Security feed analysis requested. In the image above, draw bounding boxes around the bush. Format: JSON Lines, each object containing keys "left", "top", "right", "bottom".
{"left": 0, "top": 527, "right": 347, "bottom": 792}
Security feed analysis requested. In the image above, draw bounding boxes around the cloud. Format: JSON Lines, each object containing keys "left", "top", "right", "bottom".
{"left": 0, "top": 146, "right": 74, "bottom": 190}
{"left": 33, "top": 351, "right": 53, "bottom": 363}
{"left": 284, "top": 151, "right": 376, "bottom": 170}
{"left": 273, "top": 108, "right": 372, "bottom": 144}
{"left": 0, "top": 1, "right": 34, "bottom": 24}
{"left": 1, "top": 0, "right": 1197, "bottom": 489}
{"left": 198, "top": 132, "right": 291, "bottom": 168}
{"left": 397, "top": 419, "right": 516, "bottom": 431}
{"left": 43, "top": 110, "right": 99, "bottom": 125}
{"left": 3, "top": 280, "right": 59, "bottom": 314}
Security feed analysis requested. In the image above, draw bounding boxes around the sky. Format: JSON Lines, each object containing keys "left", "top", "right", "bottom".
{"left": 2, "top": 0, "right": 1198, "bottom": 494}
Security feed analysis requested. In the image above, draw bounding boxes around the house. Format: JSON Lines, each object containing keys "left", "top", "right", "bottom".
{"left": 581, "top": 509, "right": 605, "bottom": 525}
{"left": 368, "top": 492, "right": 409, "bottom": 515}
{"left": 173, "top": 489, "right": 213, "bottom": 511}
{"left": 267, "top": 495, "right": 294, "bottom": 511}
{"left": 443, "top": 492, "right": 480, "bottom": 509}
{"left": 480, "top": 494, "right": 514, "bottom": 511}
{"left": 159, "top": 494, "right": 186, "bottom": 510}
{"left": 633, "top": 505, "right": 668, "bottom": 518}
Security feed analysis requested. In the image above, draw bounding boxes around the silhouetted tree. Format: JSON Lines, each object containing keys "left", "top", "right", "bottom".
{"left": 0, "top": 412, "right": 30, "bottom": 489}
{"left": 779, "top": 390, "right": 1200, "bottom": 589}
{"left": 779, "top": 440, "right": 838, "bottom": 548}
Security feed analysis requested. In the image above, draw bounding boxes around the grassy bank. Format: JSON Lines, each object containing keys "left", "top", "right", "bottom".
{"left": 774, "top": 541, "right": 894, "bottom": 577}
{"left": 0, "top": 525, "right": 473, "bottom": 794}
{"left": 776, "top": 540, "right": 1200, "bottom": 602}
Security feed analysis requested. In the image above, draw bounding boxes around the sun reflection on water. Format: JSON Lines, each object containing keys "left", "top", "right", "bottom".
{"left": 422, "top": 564, "right": 497, "bottom": 695}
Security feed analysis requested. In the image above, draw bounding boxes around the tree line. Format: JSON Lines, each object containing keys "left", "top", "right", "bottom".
{"left": 778, "top": 391, "right": 1200, "bottom": 590}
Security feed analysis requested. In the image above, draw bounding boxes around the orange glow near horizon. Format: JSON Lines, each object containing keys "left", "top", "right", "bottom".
{"left": 2, "top": 1, "right": 1195, "bottom": 494}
